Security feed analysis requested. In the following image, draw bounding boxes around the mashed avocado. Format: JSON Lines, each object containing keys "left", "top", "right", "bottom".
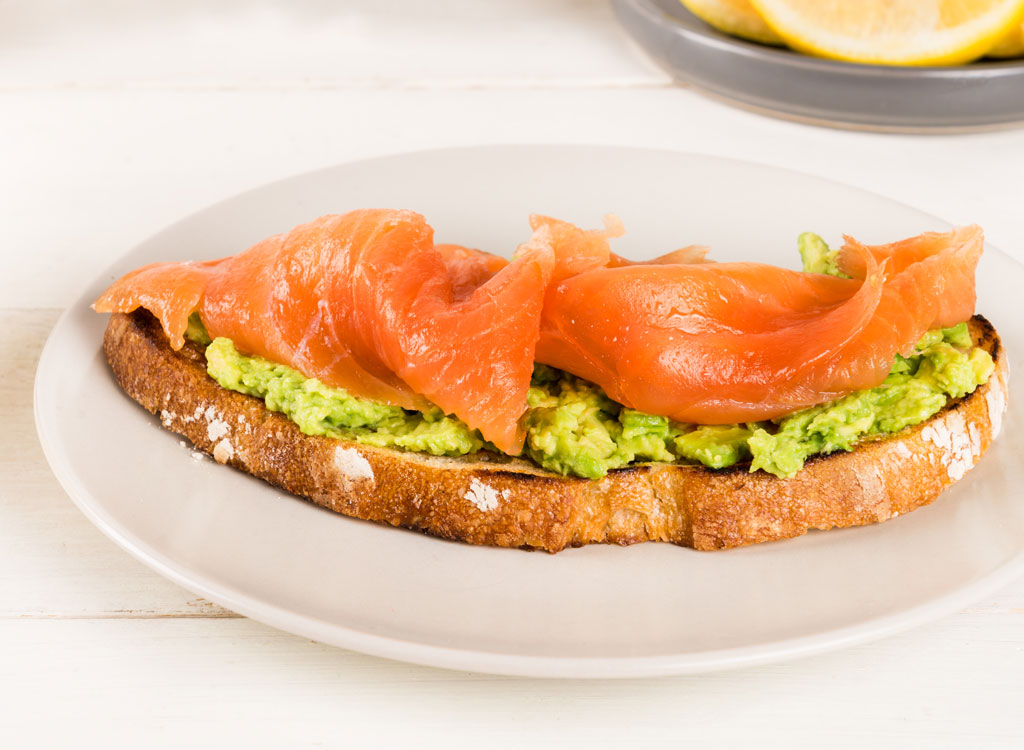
{"left": 204, "top": 337, "right": 484, "bottom": 457}
{"left": 189, "top": 234, "right": 994, "bottom": 480}
{"left": 521, "top": 367, "right": 675, "bottom": 478}
{"left": 746, "top": 325, "right": 993, "bottom": 477}
{"left": 798, "top": 231, "right": 848, "bottom": 277}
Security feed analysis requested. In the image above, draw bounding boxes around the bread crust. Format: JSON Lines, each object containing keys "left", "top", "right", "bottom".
{"left": 103, "top": 311, "right": 1009, "bottom": 551}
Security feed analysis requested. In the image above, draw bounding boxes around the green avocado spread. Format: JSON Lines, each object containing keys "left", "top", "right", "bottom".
{"left": 190, "top": 233, "right": 994, "bottom": 480}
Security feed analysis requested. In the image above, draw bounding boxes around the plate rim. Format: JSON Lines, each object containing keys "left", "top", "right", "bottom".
{"left": 34, "top": 143, "right": 1024, "bottom": 678}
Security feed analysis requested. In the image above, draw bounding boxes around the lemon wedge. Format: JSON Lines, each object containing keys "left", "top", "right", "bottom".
{"left": 987, "top": 20, "right": 1024, "bottom": 56}
{"left": 680, "top": 0, "right": 784, "bottom": 45}
{"left": 747, "top": 0, "right": 1024, "bottom": 65}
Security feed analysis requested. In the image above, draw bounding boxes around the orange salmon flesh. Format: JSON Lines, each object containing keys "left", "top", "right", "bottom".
{"left": 94, "top": 210, "right": 982, "bottom": 451}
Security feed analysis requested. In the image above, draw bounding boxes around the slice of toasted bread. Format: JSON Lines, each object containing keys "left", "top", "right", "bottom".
{"left": 103, "top": 311, "right": 1008, "bottom": 551}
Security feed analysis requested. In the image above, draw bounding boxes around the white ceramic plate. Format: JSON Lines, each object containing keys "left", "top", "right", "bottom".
{"left": 35, "top": 146, "right": 1024, "bottom": 678}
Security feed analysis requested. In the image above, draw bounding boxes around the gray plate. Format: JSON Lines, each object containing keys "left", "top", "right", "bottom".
{"left": 613, "top": 0, "right": 1024, "bottom": 131}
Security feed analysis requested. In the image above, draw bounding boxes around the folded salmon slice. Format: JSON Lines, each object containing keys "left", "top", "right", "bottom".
{"left": 94, "top": 260, "right": 220, "bottom": 351}
{"left": 536, "top": 224, "right": 983, "bottom": 424}
{"left": 95, "top": 209, "right": 983, "bottom": 448}
{"left": 530, "top": 213, "right": 710, "bottom": 274}
{"left": 94, "top": 209, "right": 555, "bottom": 454}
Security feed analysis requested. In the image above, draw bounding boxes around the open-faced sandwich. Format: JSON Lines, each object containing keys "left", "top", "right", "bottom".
{"left": 93, "top": 210, "right": 1008, "bottom": 550}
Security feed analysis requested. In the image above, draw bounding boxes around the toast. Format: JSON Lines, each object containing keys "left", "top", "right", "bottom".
{"left": 104, "top": 310, "right": 1008, "bottom": 551}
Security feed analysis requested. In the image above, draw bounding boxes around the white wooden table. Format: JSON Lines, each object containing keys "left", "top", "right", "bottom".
{"left": 3, "top": 1, "right": 1023, "bottom": 746}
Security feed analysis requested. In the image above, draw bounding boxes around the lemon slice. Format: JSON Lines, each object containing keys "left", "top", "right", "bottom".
{"left": 680, "top": 0, "right": 784, "bottom": 45}
{"left": 748, "top": 0, "right": 1024, "bottom": 65}
{"left": 987, "top": 20, "right": 1024, "bottom": 56}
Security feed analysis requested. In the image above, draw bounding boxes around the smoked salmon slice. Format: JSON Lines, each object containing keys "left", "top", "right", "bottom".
{"left": 94, "top": 209, "right": 555, "bottom": 454}
{"left": 94, "top": 260, "right": 220, "bottom": 351}
{"left": 435, "top": 243, "right": 509, "bottom": 302}
{"left": 95, "top": 209, "right": 983, "bottom": 450}
{"left": 536, "top": 224, "right": 984, "bottom": 424}
{"left": 530, "top": 213, "right": 711, "bottom": 274}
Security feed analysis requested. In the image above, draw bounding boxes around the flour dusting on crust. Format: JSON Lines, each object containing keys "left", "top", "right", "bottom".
{"left": 921, "top": 412, "right": 982, "bottom": 481}
{"left": 986, "top": 376, "right": 1006, "bottom": 441}
{"left": 465, "top": 478, "right": 503, "bottom": 512}
{"left": 213, "top": 438, "right": 235, "bottom": 464}
{"left": 334, "top": 446, "right": 375, "bottom": 484}
{"left": 204, "top": 405, "right": 230, "bottom": 441}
